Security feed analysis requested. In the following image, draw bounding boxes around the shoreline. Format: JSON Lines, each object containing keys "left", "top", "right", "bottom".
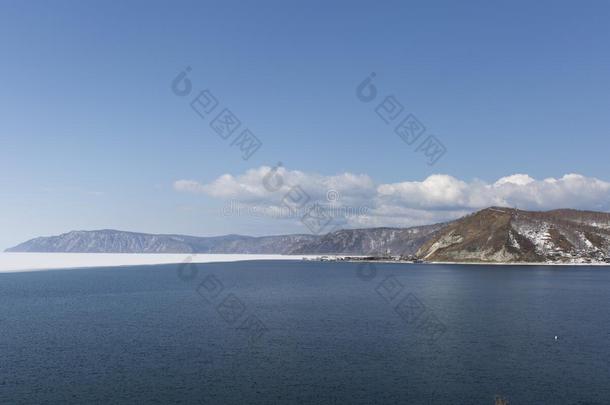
{"left": 1, "top": 252, "right": 609, "bottom": 273}
{"left": 309, "top": 256, "right": 610, "bottom": 267}
{"left": 0, "top": 252, "right": 317, "bottom": 273}
{"left": 424, "top": 260, "right": 610, "bottom": 266}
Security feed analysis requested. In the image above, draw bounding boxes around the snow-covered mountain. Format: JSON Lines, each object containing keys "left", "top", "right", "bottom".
{"left": 8, "top": 207, "right": 610, "bottom": 263}
{"left": 417, "top": 207, "right": 610, "bottom": 263}
{"left": 288, "top": 224, "right": 445, "bottom": 255}
{"left": 5, "top": 230, "right": 318, "bottom": 254}
{"left": 6, "top": 225, "right": 443, "bottom": 256}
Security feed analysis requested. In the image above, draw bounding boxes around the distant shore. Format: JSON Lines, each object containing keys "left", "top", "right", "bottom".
{"left": 2, "top": 252, "right": 609, "bottom": 273}
{"left": 0, "top": 253, "right": 317, "bottom": 273}
{"left": 306, "top": 255, "right": 610, "bottom": 266}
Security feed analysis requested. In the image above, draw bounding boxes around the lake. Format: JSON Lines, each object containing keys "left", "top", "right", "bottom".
{"left": 1, "top": 261, "right": 609, "bottom": 404}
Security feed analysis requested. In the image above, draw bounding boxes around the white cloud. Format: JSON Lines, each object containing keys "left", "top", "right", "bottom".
{"left": 174, "top": 168, "right": 610, "bottom": 228}
{"left": 174, "top": 166, "right": 376, "bottom": 205}
{"left": 377, "top": 174, "right": 495, "bottom": 210}
{"left": 494, "top": 174, "right": 535, "bottom": 186}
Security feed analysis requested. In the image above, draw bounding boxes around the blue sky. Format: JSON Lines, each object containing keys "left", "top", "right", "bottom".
{"left": 1, "top": 0, "right": 610, "bottom": 249}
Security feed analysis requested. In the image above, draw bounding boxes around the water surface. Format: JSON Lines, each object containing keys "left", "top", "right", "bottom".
{"left": 1, "top": 261, "right": 609, "bottom": 404}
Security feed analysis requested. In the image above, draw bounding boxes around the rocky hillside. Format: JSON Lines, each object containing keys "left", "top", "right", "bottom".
{"left": 416, "top": 207, "right": 610, "bottom": 263}
{"left": 288, "top": 224, "right": 445, "bottom": 255}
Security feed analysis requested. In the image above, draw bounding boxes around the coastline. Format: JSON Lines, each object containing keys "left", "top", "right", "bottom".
{"left": 425, "top": 260, "right": 610, "bottom": 266}
{"left": 2, "top": 252, "right": 609, "bottom": 273}
{"left": 309, "top": 256, "right": 610, "bottom": 266}
{"left": 0, "top": 252, "right": 317, "bottom": 273}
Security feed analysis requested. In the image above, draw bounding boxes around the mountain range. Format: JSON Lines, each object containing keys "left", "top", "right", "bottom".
{"left": 7, "top": 207, "right": 610, "bottom": 264}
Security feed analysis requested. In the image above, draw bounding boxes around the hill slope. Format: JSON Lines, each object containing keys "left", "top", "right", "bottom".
{"left": 5, "top": 230, "right": 319, "bottom": 254}
{"left": 289, "top": 224, "right": 445, "bottom": 255}
{"left": 416, "top": 207, "right": 610, "bottom": 263}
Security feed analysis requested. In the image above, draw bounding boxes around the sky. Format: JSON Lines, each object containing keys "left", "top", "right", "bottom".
{"left": 1, "top": 0, "right": 610, "bottom": 249}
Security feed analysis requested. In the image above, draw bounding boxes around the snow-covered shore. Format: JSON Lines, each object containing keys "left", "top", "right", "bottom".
{"left": 312, "top": 256, "right": 610, "bottom": 266}
{"left": 425, "top": 260, "right": 610, "bottom": 266}
{"left": 2, "top": 252, "right": 608, "bottom": 273}
{"left": 0, "top": 253, "right": 316, "bottom": 273}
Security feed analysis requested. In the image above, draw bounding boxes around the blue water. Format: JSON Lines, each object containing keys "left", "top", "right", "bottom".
{"left": 1, "top": 261, "right": 609, "bottom": 404}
